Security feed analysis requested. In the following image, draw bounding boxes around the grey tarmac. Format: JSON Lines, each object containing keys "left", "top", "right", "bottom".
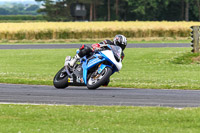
{"left": 0, "top": 84, "right": 200, "bottom": 107}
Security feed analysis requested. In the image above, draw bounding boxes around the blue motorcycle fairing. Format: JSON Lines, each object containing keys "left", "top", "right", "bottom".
{"left": 80, "top": 45, "right": 119, "bottom": 85}
{"left": 97, "top": 64, "right": 106, "bottom": 74}
{"left": 87, "top": 57, "right": 102, "bottom": 68}
{"left": 81, "top": 54, "right": 107, "bottom": 84}
{"left": 82, "top": 61, "right": 88, "bottom": 84}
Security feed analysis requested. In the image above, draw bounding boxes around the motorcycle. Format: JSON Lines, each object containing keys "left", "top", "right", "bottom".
{"left": 53, "top": 44, "right": 123, "bottom": 90}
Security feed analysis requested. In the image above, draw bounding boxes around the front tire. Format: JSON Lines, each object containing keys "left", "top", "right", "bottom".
{"left": 87, "top": 67, "right": 112, "bottom": 90}
{"left": 53, "top": 67, "right": 68, "bottom": 89}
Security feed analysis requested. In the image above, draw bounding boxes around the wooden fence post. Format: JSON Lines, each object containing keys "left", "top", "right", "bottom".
{"left": 191, "top": 26, "right": 200, "bottom": 53}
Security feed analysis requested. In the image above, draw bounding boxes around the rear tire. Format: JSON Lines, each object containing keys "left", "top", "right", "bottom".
{"left": 53, "top": 67, "right": 68, "bottom": 89}
{"left": 87, "top": 67, "right": 112, "bottom": 90}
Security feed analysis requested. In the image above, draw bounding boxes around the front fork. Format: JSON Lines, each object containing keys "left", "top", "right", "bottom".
{"left": 64, "top": 56, "right": 72, "bottom": 77}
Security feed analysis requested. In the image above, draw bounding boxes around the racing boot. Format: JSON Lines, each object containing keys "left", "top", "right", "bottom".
{"left": 64, "top": 56, "right": 71, "bottom": 67}
{"left": 69, "top": 54, "right": 80, "bottom": 67}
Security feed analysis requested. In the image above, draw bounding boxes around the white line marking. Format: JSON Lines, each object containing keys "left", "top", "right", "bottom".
{"left": 0, "top": 102, "right": 71, "bottom": 106}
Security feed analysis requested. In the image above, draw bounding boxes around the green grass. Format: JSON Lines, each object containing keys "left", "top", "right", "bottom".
{"left": 172, "top": 52, "right": 200, "bottom": 64}
{"left": 116, "top": 48, "right": 200, "bottom": 89}
{"left": 0, "top": 38, "right": 190, "bottom": 45}
{"left": 0, "top": 104, "right": 200, "bottom": 133}
{"left": 0, "top": 48, "right": 199, "bottom": 89}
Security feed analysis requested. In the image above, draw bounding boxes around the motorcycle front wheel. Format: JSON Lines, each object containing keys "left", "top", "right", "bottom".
{"left": 53, "top": 66, "right": 69, "bottom": 89}
{"left": 87, "top": 67, "right": 112, "bottom": 90}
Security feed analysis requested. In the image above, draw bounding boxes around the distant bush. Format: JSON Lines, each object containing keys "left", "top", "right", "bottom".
{"left": 0, "top": 15, "right": 45, "bottom": 20}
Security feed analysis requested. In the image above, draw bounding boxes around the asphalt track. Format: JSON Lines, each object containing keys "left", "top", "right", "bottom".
{"left": 0, "top": 43, "right": 191, "bottom": 49}
{"left": 0, "top": 43, "right": 198, "bottom": 108}
{"left": 0, "top": 84, "right": 200, "bottom": 107}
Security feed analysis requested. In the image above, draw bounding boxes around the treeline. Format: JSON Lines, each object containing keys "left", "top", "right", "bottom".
{"left": 0, "top": 15, "right": 44, "bottom": 21}
{"left": 36, "top": 0, "right": 200, "bottom": 21}
{"left": 0, "top": 3, "right": 40, "bottom": 15}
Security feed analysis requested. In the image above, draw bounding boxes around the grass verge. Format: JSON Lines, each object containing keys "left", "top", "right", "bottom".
{"left": 173, "top": 52, "right": 200, "bottom": 64}
{"left": 0, "top": 37, "right": 190, "bottom": 45}
{"left": 0, "top": 48, "right": 199, "bottom": 89}
{"left": 0, "top": 104, "right": 200, "bottom": 133}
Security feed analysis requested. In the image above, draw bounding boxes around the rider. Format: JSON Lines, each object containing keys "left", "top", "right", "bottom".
{"left": 68, "top": 34, "right": 127, "bottom": 67}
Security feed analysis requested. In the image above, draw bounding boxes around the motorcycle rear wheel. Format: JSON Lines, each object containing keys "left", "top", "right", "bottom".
{"left": 87, "top": 67, "right": 112, "bottom": 90}
{"left": 53, "top": 67, "right": 69, "bottom": 89}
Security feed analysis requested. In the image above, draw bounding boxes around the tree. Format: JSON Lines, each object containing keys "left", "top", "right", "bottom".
{"left": 126, "top": 0, "right": 169, "bottom": 20}
{"left": 108, "top": 0, "right": 110, "bottom": 21}
{"left": 36, "top": 0, "right": 74, "bottom": 21}
{"left": 36, "top": 0, "right": 55, "bottom": 20}
{"left": 115, "top": 0, "right": 119, "bottom": 20}
{"left": 195, "top": 0, "right": 200, "bottom": 21}
{"left": 181, "top": 0, "right": 185, "bottom": 20}
{"left": 25, "top": 5, "right": 40, "bottom": 11}
{"left": 35, "top": 0, "right": 200, "bottom": 21}
{"left": 78, "top": 0, "right": 103, "bottom": 21}
{"left": 185, "top": 0, "right": 190, "bottom": 21}
{"left": 90, "top": 2, "right": 93, "bottom": 21}
{"left": 9, "top": 3, "right": 25, "bottom": 15}
{"left": 0, "top": 8, "right": 9, "bottom": 15}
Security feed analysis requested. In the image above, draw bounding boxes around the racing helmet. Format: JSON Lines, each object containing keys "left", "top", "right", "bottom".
{"left": 113, "top": 34, "right": 127, "bottom": 51}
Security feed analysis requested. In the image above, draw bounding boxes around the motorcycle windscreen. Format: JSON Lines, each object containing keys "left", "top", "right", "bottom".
{"left": 101, "top": 50, "right": 122, "bottom": 71}
{"left": 110, "top": 45, "right": 122, "bottom": 60}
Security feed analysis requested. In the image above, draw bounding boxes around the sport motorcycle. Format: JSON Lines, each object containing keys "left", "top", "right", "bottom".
{"left": 53, "top": 44, "right": 122, "bottom": 90}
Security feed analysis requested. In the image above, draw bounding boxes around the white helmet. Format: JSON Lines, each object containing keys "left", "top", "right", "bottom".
{"left": 113, "top": 34, "right": 127, "bottom": 51}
